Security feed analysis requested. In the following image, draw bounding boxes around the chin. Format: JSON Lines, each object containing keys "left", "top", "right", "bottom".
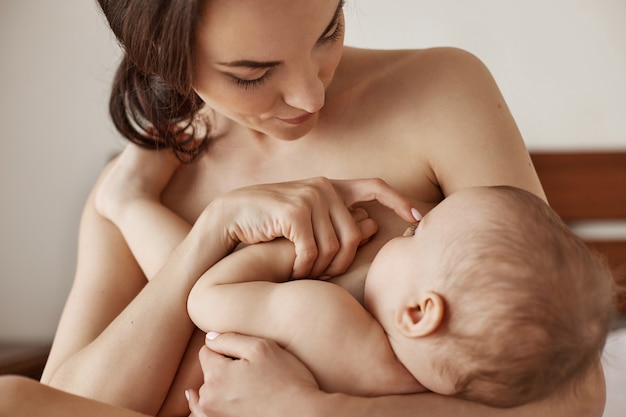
{"left": 274, "top": 128, "right": 312, "bottom": 141}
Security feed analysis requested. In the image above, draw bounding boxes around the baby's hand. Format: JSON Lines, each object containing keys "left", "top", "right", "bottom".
{"left": 203, "top": 177, "right": 418, "bottom": 279}
{"left": 94, "top": 144, "right": 181, "bottom": 224}
{"left": 349, "top": 206, "right": 378, "bottom": 248}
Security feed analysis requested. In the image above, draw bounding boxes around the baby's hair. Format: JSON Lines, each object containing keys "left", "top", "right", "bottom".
{"left": 433, "top": 186, "right": 616, "bottom": 408}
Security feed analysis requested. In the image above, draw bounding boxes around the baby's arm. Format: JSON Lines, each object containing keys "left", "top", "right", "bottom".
{"left": 95, "top": 145, "right": 189, "bottom": 279}
{"left": 187, "top": 240, "right": 424, "bottom": 396}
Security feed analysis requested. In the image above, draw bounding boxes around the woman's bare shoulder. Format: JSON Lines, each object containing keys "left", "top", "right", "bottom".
{"left": 332, "top": 46, "right": 499, "bottom": 133}
{"left": 336, "top": 46, "right": 543, "bottom": 198}
{"left": 338, "top": 46, "right": 490, "bottom": 95}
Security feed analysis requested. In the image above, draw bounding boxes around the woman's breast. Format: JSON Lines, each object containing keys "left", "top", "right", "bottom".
{"left": 161, "top": 155, "right": 240, "bottom": 224}
{"left": 159, "top": 127, "right": 441, "bottom": 303}
{"left": 329, "top": 201, "right": 415, "bottom": 303}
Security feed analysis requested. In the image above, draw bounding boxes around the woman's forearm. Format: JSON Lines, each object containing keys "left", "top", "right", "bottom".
{"left": 1, "top": 376, "right": 152, "bottom": 417}
{"left": 198, "top": 332, "right": 604, "bottom": 417}
{"left": 116, "top": 200, "right": 192, "bottom": 279}
{"left": 45, "top": 203, "right": 234, "bottom": 415}
{"left": 300, "top": 362, "right": 606, "bottom": 417}
{"left": 301, "top": 390, "right": 602, "bottom": 417}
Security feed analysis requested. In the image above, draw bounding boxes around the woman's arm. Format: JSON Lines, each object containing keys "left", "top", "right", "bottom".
{"left": 425, "top": 48, "right": 546, "bottom": 200}
{"left": 0, "top": 376, "right": 152, "bottom": 417}
{"left": 42, "top": 181, "right": 235, "bottom": 415}
{"left": 42, "top": 159, "right": 417, "bottom": 415}
{"left": 191, "top": 48, "right": 591, "bottom": 417}
{"left": 188, "top": 333, "right": 606, "bottom": 417}
{"left": 93, "top": 146, "right": 191, "bottom": 280}
{"left": 188, "top": 239, "right": 423, "bottom": 397}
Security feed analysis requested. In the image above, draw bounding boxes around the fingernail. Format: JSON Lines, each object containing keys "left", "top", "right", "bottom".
{"left": 185, "top": 390, "right": 190, "bottom": 401}
{"left": 206, "top": 331, "right": 221, "bottom": 340}
{"left": 411, "top": 208, "right": 422, "bottom": 222}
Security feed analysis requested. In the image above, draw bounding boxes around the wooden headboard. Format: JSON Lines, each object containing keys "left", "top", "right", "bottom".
{"left": 530, "top": 151, "right": 626, "bottom": 313}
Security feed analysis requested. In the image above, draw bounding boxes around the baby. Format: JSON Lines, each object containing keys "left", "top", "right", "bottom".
{"left": 96, "top": 144, "right": 616, "bottom": 408}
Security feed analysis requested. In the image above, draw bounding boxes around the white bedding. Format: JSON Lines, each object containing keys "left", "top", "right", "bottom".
{"left": 603, "top": 326, "right": 626, "bottom": 417}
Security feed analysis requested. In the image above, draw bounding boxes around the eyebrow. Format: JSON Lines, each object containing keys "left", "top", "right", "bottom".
{"left": 216, "top": 0, "right": 344, "bottom": 70}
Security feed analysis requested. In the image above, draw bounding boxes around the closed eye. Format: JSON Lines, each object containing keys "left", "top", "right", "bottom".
{"left": 317, "top": 0, "right": 345, "bottom": 45}
{"left": 218, "top": 60, "right": 280, "bottom": 91}
{"left": 403, "top": 224, "right": 418, "bottom": 237}
{"left": 317, "top": 19, "right": 344, "bottom": 46}
{"left": 230, "top": 71, "right": 273, "bottom": 90}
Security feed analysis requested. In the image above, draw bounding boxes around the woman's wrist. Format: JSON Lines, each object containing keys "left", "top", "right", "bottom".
{"left": 185, "top": 199, "right": 239, "bottom": 262}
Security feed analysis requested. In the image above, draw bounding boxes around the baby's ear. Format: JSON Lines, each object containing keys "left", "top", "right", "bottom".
{"left": 394, "top": 291, "right": 444, "bottom": 338}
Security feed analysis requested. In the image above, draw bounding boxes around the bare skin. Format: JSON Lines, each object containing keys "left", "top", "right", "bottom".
{"left": 164, "top": 45, "right": 544, "bottom": 299}
{"left": 94, "top": 144, "right": 421, "bottom": 398}
{"left": 0, "top": 376, "right": 151, "bottom": 417}
{"left": 75, "top": 144, "right": 395, "bottom": 415}
{"left": 94, "top": 146, "right": 186, "bottom": 280}
{"left": 188, "top": 333, "right": 607, "bottom": 417}
{"left": 30, "top": 0, "right": 605, "bottom": 416}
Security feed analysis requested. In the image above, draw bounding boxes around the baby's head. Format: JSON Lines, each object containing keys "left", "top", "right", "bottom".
{"left": 364, "top": 185, "right": 616, "bottom": 407}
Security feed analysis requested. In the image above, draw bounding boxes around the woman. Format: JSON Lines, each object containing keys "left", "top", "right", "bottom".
{"left": 0, "top": 0, "right": 605, "bottom": 416}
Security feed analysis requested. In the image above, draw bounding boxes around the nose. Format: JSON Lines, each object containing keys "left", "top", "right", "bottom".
{"left": 282, "top": 60, "right": 325, "bottom": 113}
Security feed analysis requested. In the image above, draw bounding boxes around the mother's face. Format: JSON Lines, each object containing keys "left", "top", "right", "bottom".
{"left": 193, "top": 0, "right": 345, "bottom": 140}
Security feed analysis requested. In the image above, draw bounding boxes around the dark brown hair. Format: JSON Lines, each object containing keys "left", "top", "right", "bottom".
{"left": 97, "top": 0, "right": 209, "bottom": 161}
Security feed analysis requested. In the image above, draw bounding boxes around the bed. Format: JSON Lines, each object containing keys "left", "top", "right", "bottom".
{"left": 530, "top": 151, "right": 626, "bottom": 313}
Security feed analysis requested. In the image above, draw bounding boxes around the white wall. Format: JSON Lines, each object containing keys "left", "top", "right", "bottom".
{"left": 1, "top": 0, "right": 625, "bottom": 343}
{"left": 0, "top": 0, "right": 122, "bottom": 342}
{"left": 344, "top": 0, "right": 626, "bottom": 150}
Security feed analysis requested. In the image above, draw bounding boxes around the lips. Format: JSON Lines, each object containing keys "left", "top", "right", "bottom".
{"left": 277, "top": 112, "right": 314, "bottom": 125}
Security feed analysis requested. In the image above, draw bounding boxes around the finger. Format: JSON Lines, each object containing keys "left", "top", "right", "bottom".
{"left": 204, "top": 332, "right": 275, "bottom": 361}
{"left": 287, "top": 214, "right": 319, "bottom": 279}
{"left": 349, "top": 207, "right": 378, "bottom": 244}
{"left": 357, "top": 217, "right": 379, "bottom": 245}
{"left": 315, "top": 191, "right": 379, "bottom": 277}
{"left": 318, "top": 204, "right": 362, "bottom": 277}
{"left": 309, "top": 218, "right": 344, "bottom": 278}
{"left": 300, "top": 195, "right": 341, "bottom": 278}
{"left": 185, "top": 388, "right": 205, "bottom": 417}
{"left": 278, "top": 194, "right": 323, "bottom": 279}
{"left": 350, "top": 207, "right": 369, "bottom": 222}
{"left": 197, "top": 342, "right": 233, "bottom": 379}
{"left": 197, "top": 348, "right": 213, "bottom": 379}
{"left": 334, "top": 178, "right": 421, "bottom": 223}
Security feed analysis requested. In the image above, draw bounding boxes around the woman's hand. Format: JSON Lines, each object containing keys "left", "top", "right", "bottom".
{"left": 206, "top": 177, "right": 419, "bottom": 278}
{"left": 186, "top": 333, "right": 320, "bottom": 417}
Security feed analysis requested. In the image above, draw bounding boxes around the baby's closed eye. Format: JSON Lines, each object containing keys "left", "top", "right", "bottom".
{"left": 403, "top": 224, "right": 418, "bottom": 237}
